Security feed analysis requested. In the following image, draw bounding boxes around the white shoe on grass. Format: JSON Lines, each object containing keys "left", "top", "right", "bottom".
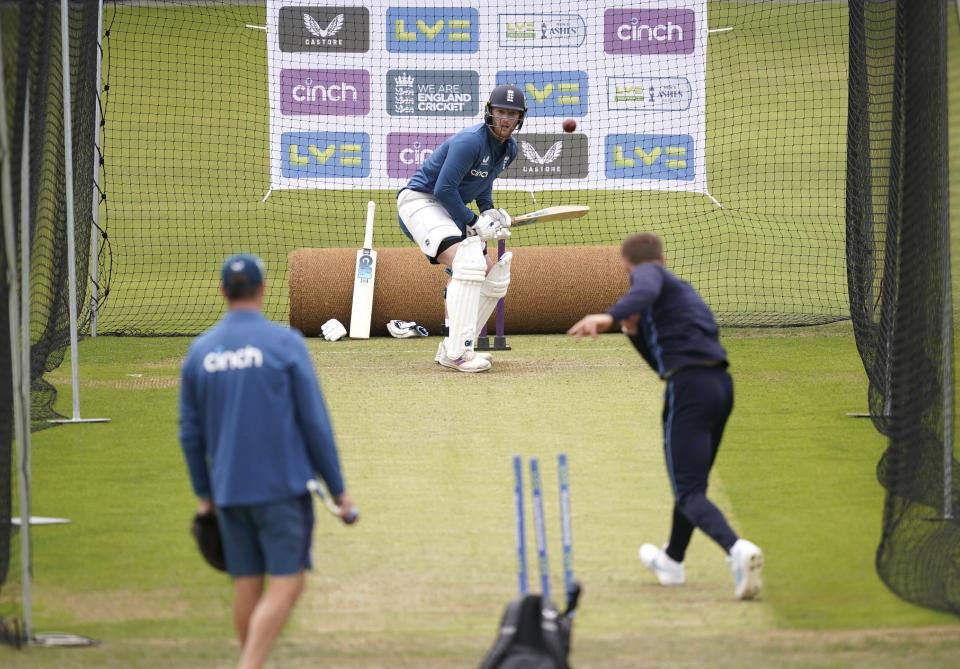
{"left": 435, "top": 341, "right": 492, "bottom": 364}
{"left": 436, "top": 342, "right": 491, "bottom": 372}
{"left": 638, "top": 543, "right": 685, "bottom": 586}
{"left": 728, "top": 539, "right": 763, "bottom": 600}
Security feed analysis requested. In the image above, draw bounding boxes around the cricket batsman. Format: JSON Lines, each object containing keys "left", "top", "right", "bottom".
{"left": 396, "top": 84, "right": 525, "bottom": 372}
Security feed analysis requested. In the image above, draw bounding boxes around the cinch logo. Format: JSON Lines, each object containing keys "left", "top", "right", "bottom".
{"left": 386, "top": 133, "right": 452, "bottom": 178}
{"left": 605, "top": 134, "right": 693, "bottom": 181}
{"left": 607, "top": 76, "right": 692, "bottom": 112}
{"left": 503, "top": 133, "right": 588, "bottom": 179}
{"left": 604, "top": 9, "right": 695, "bottom": 55}
{"left": 203, "top": 346, "right": 263, "bottom": 373}
{"left": 498, "top": 14, "right": 586, "bottom": 48}
{"left": 281, "top": 132, "right": 370, "bottom": 178}
{"left": 470, "top": 169, "right": 489, "bottom": 177}
{"left": 278, "top": 6, "right": 369, "bottom": 53}
{"left": 280, "top": 69, "right": 370, "bottom": 116}
{"left": 386, "top": 7, "right": 479, "bottom": 53}
{"left": 495, "top": 71, "right": 588, "bottom": 117}
{"left": 386, "top": 70, "right": 479, "bottom": 117}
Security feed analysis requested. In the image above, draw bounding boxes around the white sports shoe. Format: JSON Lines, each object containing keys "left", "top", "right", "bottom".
{"left": 728, "top": 539, "right": 764, "bottom": 600}
{"left": 435, "top": 341, "right": 492, "bottom": 364}
{"left": 638, "top": 543, "right": 685, "bottom": 586}
{"left": 437, "top": 342, "right": 491, "bottom": 373}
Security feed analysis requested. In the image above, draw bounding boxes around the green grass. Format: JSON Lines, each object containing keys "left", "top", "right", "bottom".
{"left": 2, "top": 323, "right": 959, "bottom": 667}
{"left": 1, "top": 3, "right": 958, "bottom": 667}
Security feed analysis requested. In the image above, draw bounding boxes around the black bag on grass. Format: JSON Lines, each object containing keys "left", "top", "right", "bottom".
{"left": 479, "top": 593, "right": 574, "bottom": 669}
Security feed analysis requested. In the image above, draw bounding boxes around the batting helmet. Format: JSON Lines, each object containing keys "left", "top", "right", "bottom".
{"left": 484, "top": 84, "right": 527, "bottom": 132}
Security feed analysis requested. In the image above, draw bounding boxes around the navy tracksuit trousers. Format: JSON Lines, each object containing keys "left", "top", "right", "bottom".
{"left": 661, "top": 365, "right": 739, "bottom": 562}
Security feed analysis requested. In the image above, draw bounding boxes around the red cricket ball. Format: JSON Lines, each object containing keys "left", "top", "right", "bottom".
{"left": 562, "top": 119, "right": 577, "bottom": 133}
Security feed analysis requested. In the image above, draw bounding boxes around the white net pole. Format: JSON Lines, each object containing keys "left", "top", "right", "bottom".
{"left": 17, "top": 87, "right": 33, "bottom": 644}
{"left": 0, "top": 18, "right": 31, "bottom": 643}
{"left": 62, "top": 0, "right": 82, "bottom": 421}
{"left": 50, "top": 0, "right": 109, "bottom": 425}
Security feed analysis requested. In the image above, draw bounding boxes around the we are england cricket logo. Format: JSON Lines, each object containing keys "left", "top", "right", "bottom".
{"left": 386, "top": 70, "right": 480, "bottom": 117}
{"left": 278, "top": 6, "right": 369, "bottom": 52}
{"left": 507, "top": 134, "right": 588, "bottom": 179}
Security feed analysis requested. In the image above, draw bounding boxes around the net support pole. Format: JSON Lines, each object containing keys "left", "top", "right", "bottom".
{"left": 18, "top": 95, "right": 33, "bottom": 644}
{"left": 50, "top": 0, "right": 109, "bottom": 425}
{"left": 476, "top": 239, "right": 510, "bottom": 351}
{"left": 938, "top": 6, "right": 953, "bottom": 521}
{"left": 89, "top": 0, "right": 104, "bottom": 337}
{"left": 1, "top": 25, "right": 32, "bottom": 643}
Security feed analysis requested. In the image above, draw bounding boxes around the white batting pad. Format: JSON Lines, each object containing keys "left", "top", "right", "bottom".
{"left": 444, "top": 237, "right": 486, "bottom": 359}
{"left": 475, "top": 252, "right": 512, "bottom": 336}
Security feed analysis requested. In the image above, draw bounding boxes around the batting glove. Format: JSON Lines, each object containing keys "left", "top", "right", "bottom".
{"left": 481, "top": 208, "right": 512, "bottom": 228}
{"left": 321, "top": 318, "right": 347, "bottom": 341}
{"left": 386, "top": 320, "right": 429, "bottom": 338}
{"left": 473, "top": 210, "right": 511, "bottom": 241}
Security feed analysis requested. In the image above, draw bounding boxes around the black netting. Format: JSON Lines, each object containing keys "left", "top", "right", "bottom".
{"left": 4, "top": 0, "right": 101, "bottom": 430}
{"left": 847, "top": 0, "right": 959, "bottom": 615}
{"left": 1, "top": 0, "right": 100, "bottom": 636}
{"left": 96, "top": 0, "right": 851, "bottom": 335}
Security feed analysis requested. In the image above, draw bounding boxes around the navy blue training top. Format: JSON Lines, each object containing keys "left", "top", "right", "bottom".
{"left": 606, "top": 263, "right": 727, "bottom": 379}
{"left": 401, "top": 122, "right": 517, "bottom": 229}
{"left": 179, "top": 310, "right": 345, "bottom": 507}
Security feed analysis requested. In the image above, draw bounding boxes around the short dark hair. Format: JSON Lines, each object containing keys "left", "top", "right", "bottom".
{"left": 223, "top": 277, "right": 260, "bottom": 300}
{"left": 220, "top": 253, "right": 265, "bottom": 300}
{"left": 621, "top": 233, "right": 664, "bottom": 265}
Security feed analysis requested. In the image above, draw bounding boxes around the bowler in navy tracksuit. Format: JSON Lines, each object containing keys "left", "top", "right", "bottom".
{"left": 567, "top": 233, "right": 764, "bottom": 600}
{"left": 179, "top": 253, "right": 357, "bottom": 668}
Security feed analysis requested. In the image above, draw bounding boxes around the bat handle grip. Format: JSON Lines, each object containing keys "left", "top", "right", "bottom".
{"left": 307, "top": 479, "right": 360, "bottom": 524}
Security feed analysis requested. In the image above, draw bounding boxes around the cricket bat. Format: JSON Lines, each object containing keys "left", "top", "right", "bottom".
{"left": 511, "top": 205, "right": 590, "bottom": 227}
{"left": 349, "top": 201, "right": 377, "bottom": 339}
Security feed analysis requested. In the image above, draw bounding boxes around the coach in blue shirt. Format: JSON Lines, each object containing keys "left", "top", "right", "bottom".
{"left": 568, "top": 233, "right": 764, "bottom": 601}
{"left": 179, "top": 253, "right": 356, "bottom": 668}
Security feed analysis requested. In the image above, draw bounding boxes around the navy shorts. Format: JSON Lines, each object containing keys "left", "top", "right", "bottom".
{"left": 217, "top": 494, "right": 314, "bottom": 577}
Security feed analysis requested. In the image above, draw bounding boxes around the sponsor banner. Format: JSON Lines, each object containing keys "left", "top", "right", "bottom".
{"left": 386, "top": 133, "right": 452, "bottom": 178}
{"left": 386, "top": 70, "right": 480, "bottom": 117}
{"left": 267, "top": 1, "right": 706, "bottom": 192}
{"left": 503, "top": 133, "right": 588, "bottom": 179}
{"left": 280, "top": 69, "right": 370, "bottom": 116}
{"left": 498, "top": 13, "right": 587, "bottom": 48}
{"left": 496, "top": 70, "right": 588, "bottom": 117}
{"left": 605, "top": 134, "right": 694, "bottom": 181}
{"left": 278, "top": 6, "right": 370, "bottom": 52}
{"left": 607, "top": 76, "right": 692, "bottom": 112}
{"left": 386, "top": 7, "right": 480, "bottom": 53}
{"left": 604, "top": 8, "right": 696, "bottom": 56}
{"left": 281, "top": 131, "right": 370, "bottom": 178}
